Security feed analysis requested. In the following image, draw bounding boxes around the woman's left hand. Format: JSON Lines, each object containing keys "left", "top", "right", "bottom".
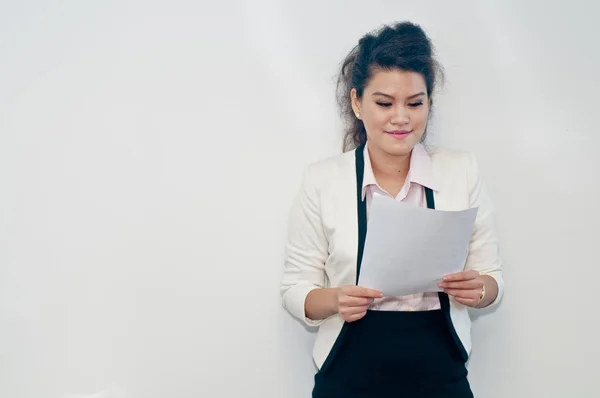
{"left": 438, "top": 270, "right": 485, "bottom": 308}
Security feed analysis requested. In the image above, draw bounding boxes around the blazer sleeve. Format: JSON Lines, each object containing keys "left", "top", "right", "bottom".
{"left": 465, "top": 153, "right": 505, "bottom": 307}
{"left": 280, "top": 165, "right": 329, "bottom": 327}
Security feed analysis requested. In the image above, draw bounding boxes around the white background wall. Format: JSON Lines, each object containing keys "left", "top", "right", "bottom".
{"left": 1, "top": 1, "right": 599, "bottom": 397}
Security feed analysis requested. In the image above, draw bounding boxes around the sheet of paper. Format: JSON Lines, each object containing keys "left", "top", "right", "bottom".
{"left": 357, "top": 194, "right": 478, "bottom": 297}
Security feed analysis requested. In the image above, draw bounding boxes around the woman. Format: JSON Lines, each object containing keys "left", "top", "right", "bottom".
{"left": 280, "top": 21, "right": 504, "bottom": 397}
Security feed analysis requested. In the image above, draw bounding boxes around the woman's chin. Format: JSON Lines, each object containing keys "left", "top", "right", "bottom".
{"left": 381, "top": 141, "right": 415, "bottom": 157}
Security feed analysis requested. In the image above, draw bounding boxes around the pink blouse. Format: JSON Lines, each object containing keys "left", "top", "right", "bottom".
{"left": 362, "top": 142, "right": 441, "bottom": 312}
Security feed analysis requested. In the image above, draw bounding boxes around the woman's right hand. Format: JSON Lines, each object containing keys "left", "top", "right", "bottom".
{"left": 336, "top": 286, "right": 384, "bottom": 322}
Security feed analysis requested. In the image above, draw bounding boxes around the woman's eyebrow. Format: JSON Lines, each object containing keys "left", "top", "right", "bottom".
{"left": 372, "top": 91, "right": 425, "bottom": 99}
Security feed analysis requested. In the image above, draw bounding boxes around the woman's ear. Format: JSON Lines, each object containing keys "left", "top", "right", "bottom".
{"left": 350, "top": 88, "right": 361, "bottom": 117}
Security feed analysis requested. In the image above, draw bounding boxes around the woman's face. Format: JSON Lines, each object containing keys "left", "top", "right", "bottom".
{"left": 351, "top": 69, "right": 430, "bottom": 157}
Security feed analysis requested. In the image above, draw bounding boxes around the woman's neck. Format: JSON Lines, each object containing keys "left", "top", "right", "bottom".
{"left": 368, "top": 144, "right": 411, "bottom": 182}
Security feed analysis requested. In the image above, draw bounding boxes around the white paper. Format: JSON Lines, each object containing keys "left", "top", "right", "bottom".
{"left": 357, "top": 195, "right": 478, "bottom": 297}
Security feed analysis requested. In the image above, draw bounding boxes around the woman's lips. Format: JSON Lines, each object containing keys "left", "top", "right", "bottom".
{"left": 385, "top": 130, "right": 411, "bottom": 138}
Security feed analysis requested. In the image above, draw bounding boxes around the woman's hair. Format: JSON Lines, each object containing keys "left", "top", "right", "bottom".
{"left": 336, "top": 21, "right": 444, "bottom": 151}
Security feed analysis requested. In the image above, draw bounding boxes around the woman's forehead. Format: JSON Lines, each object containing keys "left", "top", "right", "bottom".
{"left": 365, "top": 70, "right": 427, "bottom": 96}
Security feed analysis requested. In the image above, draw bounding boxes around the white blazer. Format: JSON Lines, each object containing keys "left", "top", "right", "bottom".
{"left": 280, "top": 145, "right": 504, "bottom": 370}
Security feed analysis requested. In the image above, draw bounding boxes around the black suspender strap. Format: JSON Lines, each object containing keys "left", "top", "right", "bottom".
{"left": 355, "top": 143, "right": 367, "bottom": 284}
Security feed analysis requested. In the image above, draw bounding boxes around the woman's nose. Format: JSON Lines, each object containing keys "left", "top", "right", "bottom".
{"left": 391, "top": 107, "right": 410, "bottom": 126}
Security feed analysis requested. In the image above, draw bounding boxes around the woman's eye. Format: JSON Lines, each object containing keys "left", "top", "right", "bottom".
{"left": 408, "top": 102, "right": 423, "bottom": 107}
{"left": 376, "top": 102, "right": 392, "bottom": 107}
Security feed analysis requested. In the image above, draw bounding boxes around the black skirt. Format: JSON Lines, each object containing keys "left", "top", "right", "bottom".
{"left": 312, "top": 309, "right": 474, "bottom": 398}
